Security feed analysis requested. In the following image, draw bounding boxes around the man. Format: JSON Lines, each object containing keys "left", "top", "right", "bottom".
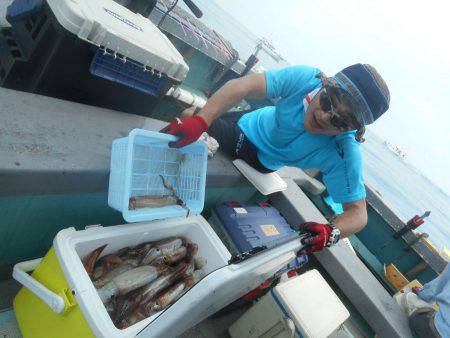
{"left": 411, "top": 263, "right": 450, "bottom": 337}
{"left": 161, "top": 64, "right": 390, "bottom": 254}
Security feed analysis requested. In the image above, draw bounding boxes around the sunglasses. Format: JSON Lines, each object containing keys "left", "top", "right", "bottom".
{"left": 319, "top": 87, "right": 357, "bottom": 131}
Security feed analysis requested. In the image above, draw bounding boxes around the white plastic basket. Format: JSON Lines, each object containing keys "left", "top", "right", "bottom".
{"left": 108, "top": 129, "right": 208, "bottom": 222}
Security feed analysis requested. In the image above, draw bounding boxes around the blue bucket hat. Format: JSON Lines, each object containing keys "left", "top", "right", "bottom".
{"left": 334, "top": 64, "right": 390, "bottom": 125}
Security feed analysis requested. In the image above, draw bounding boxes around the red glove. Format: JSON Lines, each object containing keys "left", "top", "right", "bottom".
{"left": 411, "top": 286, "right": 421, "bottom": 294}
{"left": 159, "top": 115, "right": 208, "bottom": 148}
{"left": 296, "top": 222, "right": 340, "bottom": 255}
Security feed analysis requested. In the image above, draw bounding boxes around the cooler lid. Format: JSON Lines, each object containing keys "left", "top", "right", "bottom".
{"left": 233, "top": 159, "right": 287, "bottom": 195}
{"left": 46, "top": 0, "right": 188, "bottom": 82}
{"left": 273, "top": 269, "right": 350, "bottom": 338}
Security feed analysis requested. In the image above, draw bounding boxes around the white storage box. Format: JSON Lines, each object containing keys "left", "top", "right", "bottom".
{"left": 45, "top": 0, "right": 189, "bottom": 81}
{"left": 1, "top": 0, "right": 188, "bottom": 115}
{"left": 229, "top": 269, "right": 350, "bottom": 338}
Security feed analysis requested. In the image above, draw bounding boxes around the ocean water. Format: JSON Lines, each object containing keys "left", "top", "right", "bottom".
{"left": 362, "top": 130, "right": 450, "bottom": 250}
{"left": 180, "top": 0, "right": 450, "bottom": 250}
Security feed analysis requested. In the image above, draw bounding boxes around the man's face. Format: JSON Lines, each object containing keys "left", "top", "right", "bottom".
{"left": 304, "top": 88, "right": 356, "bottom": 136}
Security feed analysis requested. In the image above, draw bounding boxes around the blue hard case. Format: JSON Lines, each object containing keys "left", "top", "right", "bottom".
{"left": 210, "top": 202, "right": 298, "bottom": 254}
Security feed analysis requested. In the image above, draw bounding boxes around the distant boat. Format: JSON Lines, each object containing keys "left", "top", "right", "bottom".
{"left": 383, "top": 140, "right": 407, "bottom": 161}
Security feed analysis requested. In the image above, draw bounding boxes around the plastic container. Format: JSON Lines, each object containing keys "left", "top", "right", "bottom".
{"left": 90, "top": 49, "right": 167, "bottom": 97}
{"left": 209, "top": 202, "right": 298, "bottom": 255}
{"left": 108, "top": 129, "right": 208, "bottom": 222}
{"left": 0, "top": 0, "right": 188, "bottom": 115}
{"left": 14, "top": 216, "right": 231, "bottom": 338}
{"left": 228, "top": 269, "right": 350, "bottom": 338}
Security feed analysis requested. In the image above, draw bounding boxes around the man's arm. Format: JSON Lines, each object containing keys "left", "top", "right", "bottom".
{"left": 197, "top": 73, "right": 267, "bottom": 126}
{"left": 159, "top": 73, "right": 267, "bottom": 147}
{"left": 333, "top": 199, "right": 368, "bottom": 238}
{"left": 296, "top": 198, "right": 367, "bottom": 254}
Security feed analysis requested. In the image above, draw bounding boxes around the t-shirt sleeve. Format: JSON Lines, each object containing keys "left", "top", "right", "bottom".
{"left": 265, "top": 66, "right": 320, "bottom": 99}
{"left": 322, "top": 150, "right": 366, "bottom": 204}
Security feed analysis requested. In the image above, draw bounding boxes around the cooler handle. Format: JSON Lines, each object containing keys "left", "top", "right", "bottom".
{"left": 13, "top": 258, "right": 66, "bottom": 314}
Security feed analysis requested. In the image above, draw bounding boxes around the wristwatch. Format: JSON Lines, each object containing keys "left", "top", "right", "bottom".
{"left": 326, "top": 223, "right": 340, "bottom": 247}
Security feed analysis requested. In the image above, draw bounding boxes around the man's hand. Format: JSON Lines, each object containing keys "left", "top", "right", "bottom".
{"left": 159, "top": 115, "right": 208, "bottom": 148}
{"left": 412, "top": 286, "right": 421, "bottom": 295}
{"left": 294, "top": 222, "right": 340, "bottom": 254}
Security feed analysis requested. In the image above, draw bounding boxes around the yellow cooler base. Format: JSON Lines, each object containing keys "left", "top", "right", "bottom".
{"left": 13, "top": 247, "right": 95, "bottom": 338}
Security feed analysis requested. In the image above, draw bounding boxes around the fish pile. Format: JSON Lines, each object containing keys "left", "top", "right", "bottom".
{"left": 83, "top": 237, "right": 206, "bottom": 329}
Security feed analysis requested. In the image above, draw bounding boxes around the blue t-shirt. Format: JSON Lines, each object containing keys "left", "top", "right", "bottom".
{"left": 237, "top": 66, "right": 366, "bottom": 204}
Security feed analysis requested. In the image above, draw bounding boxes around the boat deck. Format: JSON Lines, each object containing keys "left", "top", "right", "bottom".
{"left": 0, "top": 88, "right": 413, "bottom": 337}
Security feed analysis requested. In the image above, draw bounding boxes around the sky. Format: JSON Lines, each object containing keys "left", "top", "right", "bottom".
{"left": 213, "top": 0, "right": 450, "bottom": 194}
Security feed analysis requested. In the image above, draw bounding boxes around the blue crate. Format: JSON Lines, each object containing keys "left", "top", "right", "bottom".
{"left": 90, "top": 49, "right": 167, "bottom": 97}
{"left": 108, "top": 129, "right": 208, "bottom": 222}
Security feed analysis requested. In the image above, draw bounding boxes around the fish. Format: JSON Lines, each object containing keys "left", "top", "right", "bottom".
{"left": 125, "top": 242, "right": 152, "bottom": 262}
{"left": 114, "top": 262, "right": 190, "bottom": 325}
{"left": 116, "top": 247, "right": 132, "bottom": 257}
{"left": 93, "top": 263, "right": 136, "bottom": 289}
{"left": 163, "top": 246, "right": 187, "bottom": 265}
{"left": 97, "top": 264, "right": 167, "bottom": 303}
{"left": 113, "top": 293, "right": 141, "bottom": 326}
{"left": 92, "top": 254, "right": 124, "bottom": 280}
{"left": 93, "top": 265, "right": 109, "bottom": 281}
{"left": 84, "top": 244, "right": 107, "bottom": 278}
{"left": 128, "top": 195, "right": 178, "bottom": 210}
{"left": 131, "top": 242, "right": 153, "bottom": 254}
{"left": 140, "top": 247, "right": 163, "bottom": 265}
{"left": 98, "top": 254, "right": 124, "bottom": 267}
{"left": 124, "top": 257, "right": 142, "bottom": 267}
{"left": 143, "top": 271, "right": 201, "bottom": 313}
{"left": 185, "top": 243, "right": 198, "bottom": 262}
{"left": 154, "top": 237, "right": 183, "bottom": 255}
{"left": 93, "top": 239, "right": 202, "bottom": 329}
{"left": 147, "top": 282, "right": 186, "bottom": 312}
{"left": 137, "top": 262, "right": 189, "bottom": 305}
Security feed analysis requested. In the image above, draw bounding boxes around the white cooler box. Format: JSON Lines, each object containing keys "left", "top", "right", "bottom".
{"left": 13, "top": 215, "right": 304, "bottom": 338}
{"left": 229, "top": 269, "right": 350, "bottom": 338}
